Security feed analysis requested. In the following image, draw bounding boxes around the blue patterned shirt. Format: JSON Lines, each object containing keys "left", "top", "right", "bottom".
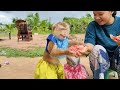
{"left": 45, "top": 34, "right": 68, "bottom": 60}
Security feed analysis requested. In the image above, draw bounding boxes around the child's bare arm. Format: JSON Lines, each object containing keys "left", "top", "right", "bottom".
{"left": 43, "top": 52, "right": 60, "bottom": 65}
{"left": 48, "top": 41, "right": 73, "bottom": 56}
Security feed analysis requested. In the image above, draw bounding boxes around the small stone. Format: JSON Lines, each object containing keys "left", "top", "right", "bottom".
{"left": 4, "top": 61, "right": 9, "bottom": 65}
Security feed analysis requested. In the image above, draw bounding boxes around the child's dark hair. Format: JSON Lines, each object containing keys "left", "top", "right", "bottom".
{"left": 112, "top": 11, "right": 117, "bottom": 17}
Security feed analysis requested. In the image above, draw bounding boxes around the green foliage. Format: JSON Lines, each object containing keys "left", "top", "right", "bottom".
{"left": 26, "top": 13, "right": 52, "bottom": 34}
{"left": 0, "top": 12, "right": 93, "bottom": 35}
{"left": 63, "top": 13, "right": 94, "bottom": 34}
{"left": 0, "top": 47, "right": 45, "bottom": 57}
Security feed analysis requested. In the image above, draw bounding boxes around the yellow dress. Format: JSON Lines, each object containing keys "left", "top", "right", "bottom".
{"left": 34, "top": 57, "right": 65, "bottom": 79}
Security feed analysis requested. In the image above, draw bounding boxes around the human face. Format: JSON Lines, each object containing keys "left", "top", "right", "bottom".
{"left": 93, "top": 11, "right": 114, "bottom": 25}
{"left": 53, "top": 25, "right": 70, "bottom": 40}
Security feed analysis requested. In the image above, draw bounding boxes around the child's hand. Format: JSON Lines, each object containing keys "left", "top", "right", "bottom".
{"left": 68, "top": 45, "right": 89, "bottom": 57}
{"left": 68, "top": 45, "right": 84, "bottom": 57}
{"left": 110, "top": 34, "right": 120, "bottom": 46}
{"left": 66, "top": 49, "right": 80, "bottom": 58}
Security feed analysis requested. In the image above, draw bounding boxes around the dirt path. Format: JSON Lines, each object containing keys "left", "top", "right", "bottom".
{"left": 0, "top": 34, "right": 93, "bottom": 79}
{"left": 0, "top": 56, "right": 40, "bottom": 79}
{"left": 0, "top": 56, "right": 93, "bottom": 79}
{"left": 0, "top": 35, "right": 47, "bottom": 50}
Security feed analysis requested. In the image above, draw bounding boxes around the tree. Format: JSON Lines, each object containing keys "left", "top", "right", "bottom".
{"left": 26, "top": 13, "right": 41, "bottom": 32}
{"left": 12, "top": 17, "right": 19, "bottom": 24}
{"left": 5, "top": 24, "right": 15, "bottom": 32}
{"left": 63, "top": 14, "right": 93, "bottom": 34}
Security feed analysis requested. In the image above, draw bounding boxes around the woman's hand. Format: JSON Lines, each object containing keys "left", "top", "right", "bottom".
{"left": 66, "top": 49, "right": 80, "bottom": 58}
{"left": 78, "top": 44, "right": 89, "bottom": 56}
{"left": 110, "top": 34, "right": 120, "bottom": 46}
{"left": 68, "top": 44, "right": 89, "bottom": 57}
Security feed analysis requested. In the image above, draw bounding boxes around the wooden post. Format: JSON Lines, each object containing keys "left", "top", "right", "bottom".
{"left": 9, "top": 32, "right": 11, "bottom": 40}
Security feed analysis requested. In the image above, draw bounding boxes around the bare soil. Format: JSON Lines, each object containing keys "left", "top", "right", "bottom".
{"left": 0, "top": 34, "right": 94, "bottom": 79}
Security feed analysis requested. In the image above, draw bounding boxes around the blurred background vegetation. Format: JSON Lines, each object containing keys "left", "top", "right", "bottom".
{"left": 0, "top": 12, "right": 93, "bottom": 57}
{"left": 0, "top": 12, "right": 93, "bottom": 36}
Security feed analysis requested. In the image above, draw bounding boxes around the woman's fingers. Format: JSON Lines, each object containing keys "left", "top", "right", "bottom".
{"left": 110, "top": 34, "right": 120, "bottom": 46}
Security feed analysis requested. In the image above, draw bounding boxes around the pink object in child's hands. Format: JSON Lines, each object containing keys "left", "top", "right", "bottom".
{"left": 69, "top": 45, "right": 85, "bottom": 55}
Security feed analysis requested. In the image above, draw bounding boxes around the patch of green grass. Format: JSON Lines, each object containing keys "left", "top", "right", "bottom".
{"left": 0, "top": 47, "right": 45, "bottom": 57}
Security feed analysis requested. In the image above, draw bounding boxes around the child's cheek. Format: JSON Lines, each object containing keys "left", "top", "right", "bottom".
{"left": 54, "top": 30, "right": 61, "bottom": 37}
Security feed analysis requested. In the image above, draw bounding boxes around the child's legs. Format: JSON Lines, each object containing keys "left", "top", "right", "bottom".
{"left": 56, "top": 63, "right": 65, "bottom": 79}
{"left": 89, "top": 45, "right": 110, "bottom": 79}
{"left": 34, "top": 58, "right": 58, "bottom": 79}
{"left": 57, "top": 58, "right": 67, "bottom": 79}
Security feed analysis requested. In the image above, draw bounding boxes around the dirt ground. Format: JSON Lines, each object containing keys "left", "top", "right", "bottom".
{"left": 0, "top": 34, "right": 116, "bottom": 79}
